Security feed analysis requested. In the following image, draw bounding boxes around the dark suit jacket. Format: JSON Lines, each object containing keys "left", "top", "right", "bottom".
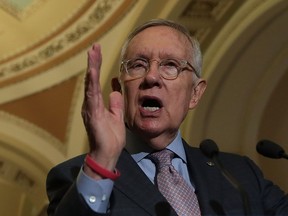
{"left": 46, "top": 141, "right": 288, "bottom": 216}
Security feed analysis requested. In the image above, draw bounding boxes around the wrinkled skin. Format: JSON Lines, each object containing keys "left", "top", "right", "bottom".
{"left": 82, "top": 26, "right": 206, "bottom": 179}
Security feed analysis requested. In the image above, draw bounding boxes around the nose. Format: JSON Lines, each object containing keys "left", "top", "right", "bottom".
{"left": 142, "top": 60, "right": 162, "bottom": 87}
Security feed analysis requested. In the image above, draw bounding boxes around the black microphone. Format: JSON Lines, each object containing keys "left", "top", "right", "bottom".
{"left": 200, "top": 139, "right": 251, "bottom": 216}
{"left": 256, "top": 139, "right": 288, "bottom": 160}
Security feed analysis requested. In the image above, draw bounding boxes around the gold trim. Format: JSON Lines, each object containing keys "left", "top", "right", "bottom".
{"left": 0, "top": 0, "right": 135, "bottom": 88}
{"left": 0, "top": 0, "right": 47, "bottom": 20}
{"left": 0, "top": 111, "right": 65, "bottom": 153}
{"left": 0, "top": 0, "right": 95, "bottom": 65}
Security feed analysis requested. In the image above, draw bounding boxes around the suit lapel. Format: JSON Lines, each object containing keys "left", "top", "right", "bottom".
{"left": 113, "top": 143, "right": 227, "bottom": 215}
{"left": 183, "top": 141, "right": 226, "bottom": 215}
{"left": 114, "top": 150, "right": 177, "bottom": 216}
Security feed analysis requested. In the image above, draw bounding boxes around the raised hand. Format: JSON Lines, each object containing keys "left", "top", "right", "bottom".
{"left": 81, "top": 44, "right": 125, "bottom": 178}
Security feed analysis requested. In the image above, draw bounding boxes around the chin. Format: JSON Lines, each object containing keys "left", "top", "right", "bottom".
{"left": 129, "top": 117, "right": 170, "bottom": 135}
{"left": 136, "top": 123, "right": 165, "bottom": 138}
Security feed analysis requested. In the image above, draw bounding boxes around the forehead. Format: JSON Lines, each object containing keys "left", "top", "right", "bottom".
{"left": 125, "top": 26, "right": 192, "bottom": 59}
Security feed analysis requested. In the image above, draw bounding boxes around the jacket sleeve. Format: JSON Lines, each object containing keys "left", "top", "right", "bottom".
{"left": 244, "top": 157, "right": 288, "bottom": 215}
{"left": 46, "top": 155, "right": 108, "bottom": 216}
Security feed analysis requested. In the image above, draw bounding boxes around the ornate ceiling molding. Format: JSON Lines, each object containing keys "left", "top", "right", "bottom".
{"left": 0, "top": 157, "right": 35, "bottom": 191}
{"left": 177, "top": 0, "right": 244, "bottom": 50}
{"left": 0, "top": 0, "right": 47, "bottom": 20}
{"left": 0, "top": 110, "right": 64, "bottom": 153}
{"left": 0, "top": 0, "right": 136, "bottom": 88}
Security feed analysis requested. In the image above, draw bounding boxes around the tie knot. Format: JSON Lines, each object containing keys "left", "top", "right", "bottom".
{"left": 149, "top": 149, "right": 174, "bottom": 167}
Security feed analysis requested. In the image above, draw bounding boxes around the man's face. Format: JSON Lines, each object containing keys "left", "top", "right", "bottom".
{"left": 120, "top": 26, "right": 205, "bottom": 143}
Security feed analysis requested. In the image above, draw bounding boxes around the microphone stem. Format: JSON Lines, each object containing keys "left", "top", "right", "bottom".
{"left": 282, "top": 154, "right": 288, "bottom": 160}
{"left": 212, "top": 155, "right": 251, "bottom": 216}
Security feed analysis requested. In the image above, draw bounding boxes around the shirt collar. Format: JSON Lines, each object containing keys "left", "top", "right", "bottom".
{"left": 166, "top": 131, "right": 187, "bottom": 163}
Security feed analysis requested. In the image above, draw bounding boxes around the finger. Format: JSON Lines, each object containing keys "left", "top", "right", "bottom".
{"left": 109, "top": 91, "right": 124, "bottom": 121}
{"left": 85, "top": 44, "right": 104, "bottom": 103}
{"left": 87, "top": 44, "right": 102, "bottom": 84}
{"left": 86, "top": 44, "right": 102, "bottom": 94}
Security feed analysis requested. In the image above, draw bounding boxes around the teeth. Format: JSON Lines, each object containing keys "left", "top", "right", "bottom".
{"left": 143, "top": 107, "right": 159, "bottom": 111}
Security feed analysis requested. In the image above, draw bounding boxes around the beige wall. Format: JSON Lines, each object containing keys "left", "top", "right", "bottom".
{"left": 0, "top": 0, "right": 288, "bottom": 215}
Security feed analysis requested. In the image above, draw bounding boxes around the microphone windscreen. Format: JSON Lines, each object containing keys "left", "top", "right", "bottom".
{"left": 200, "top": 139, "right": 219, "bottom": 158}
{"left": 256, "top": 140, "right": 284, "bottom": 159}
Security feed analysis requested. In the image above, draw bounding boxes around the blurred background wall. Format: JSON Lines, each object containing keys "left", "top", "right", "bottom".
{"left": 0, "top": 0, "right": 287, "bottom": 215}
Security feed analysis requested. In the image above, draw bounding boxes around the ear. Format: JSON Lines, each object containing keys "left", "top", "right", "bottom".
{"left": 111, "top": 77, "right": 122, "bottom": 93}
{"left": 189, "top": 79, "right": 207, "bottom": 109}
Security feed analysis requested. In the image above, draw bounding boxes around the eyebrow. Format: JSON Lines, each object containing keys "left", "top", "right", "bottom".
{"left": 128, "top": 52, "right": 186, "bottom": 61}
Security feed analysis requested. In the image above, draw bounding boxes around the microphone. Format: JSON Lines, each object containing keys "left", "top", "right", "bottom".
{"left": 256, "top": 139, "right": 288, "bottom": 160}
{"left": 200, "top": 139, "right": 251, "bottom": 216}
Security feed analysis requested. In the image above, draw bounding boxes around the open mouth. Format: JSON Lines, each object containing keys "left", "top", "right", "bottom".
{"left": 141, "top": 97, "right": 163, "bottom": 112}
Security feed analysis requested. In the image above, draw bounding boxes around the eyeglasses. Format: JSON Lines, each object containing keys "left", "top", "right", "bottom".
{"left": 121, "top": 58, "right": 198, "bottom": 80}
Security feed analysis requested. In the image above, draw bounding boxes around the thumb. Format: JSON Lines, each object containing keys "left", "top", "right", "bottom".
{"left": 109, "top": 91, "right": 124, "bottom": 121}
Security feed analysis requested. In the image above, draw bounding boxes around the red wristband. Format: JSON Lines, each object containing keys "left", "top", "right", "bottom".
{"left": 85, "top": 154, "right": 120, "bottom": 180}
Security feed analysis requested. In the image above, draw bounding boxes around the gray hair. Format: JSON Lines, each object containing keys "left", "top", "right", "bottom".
{"left": 120, "top": 19, "right": 202, "bottom": 77}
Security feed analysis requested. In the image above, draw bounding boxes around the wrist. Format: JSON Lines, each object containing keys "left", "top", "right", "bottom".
{"left": 84, "top": 154, "right": 120, "bottom": 180}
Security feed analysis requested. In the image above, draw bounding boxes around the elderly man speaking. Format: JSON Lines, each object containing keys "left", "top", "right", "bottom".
{"left": 46, "top": 19, "right": 288, "bottom": 216}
